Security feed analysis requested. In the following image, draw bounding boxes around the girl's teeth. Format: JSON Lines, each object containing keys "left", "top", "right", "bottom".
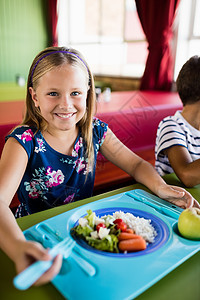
{"left": 57, "top": 113, "right": 73, "bottom": 118}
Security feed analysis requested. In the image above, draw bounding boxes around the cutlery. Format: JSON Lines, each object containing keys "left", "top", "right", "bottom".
{"left": 13, "top": 237, "right": 75, "bottom": 290}
{"left": 70, "top": 250, "right": 96, "bottom": 276}
{"left": 127, "top": 192, "right": 180, "bottom": 220}
{"left": 35, "top": 223, "right": 96, "bottom": 276}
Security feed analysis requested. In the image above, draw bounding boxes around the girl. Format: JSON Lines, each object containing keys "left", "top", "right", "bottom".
{"left": 0, "top": 46, "right": 199, "bottom": 286}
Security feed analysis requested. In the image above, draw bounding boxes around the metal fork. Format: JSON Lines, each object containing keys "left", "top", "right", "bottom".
{"left": 13, "top": 237, "right": 75, "bottom": 290}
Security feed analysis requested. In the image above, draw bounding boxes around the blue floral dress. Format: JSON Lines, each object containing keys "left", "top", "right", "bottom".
{"left": 6, "top": 118, "right": 108, "bottom": 217}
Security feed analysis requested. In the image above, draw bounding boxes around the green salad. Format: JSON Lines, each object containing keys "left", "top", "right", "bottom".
{"left": 71, "top": 210, "right": 121, "bottom": 253}
{"left": 71, "top": 209, "right": 151, "bottom": 253}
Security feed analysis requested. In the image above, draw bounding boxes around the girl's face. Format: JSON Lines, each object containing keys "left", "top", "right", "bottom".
{"left": 29, "top": 63, "right": 88, "bottom": 134}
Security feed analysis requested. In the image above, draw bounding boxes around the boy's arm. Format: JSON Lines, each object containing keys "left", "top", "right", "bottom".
{"left": 166, "top": 145, "right": 200, "bottom": 187}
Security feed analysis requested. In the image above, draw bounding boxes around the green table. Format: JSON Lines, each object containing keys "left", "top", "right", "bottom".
{"left": 1, "top": 176, "right": 200, "bottom": 300}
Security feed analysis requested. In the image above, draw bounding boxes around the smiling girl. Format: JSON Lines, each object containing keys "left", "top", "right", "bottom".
{"left": 0, "top": 46, "right": 198, "bottom": 286}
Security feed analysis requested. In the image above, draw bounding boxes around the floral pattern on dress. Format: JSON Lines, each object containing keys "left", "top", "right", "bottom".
{"left": 45, "top": 167, "right": 64, "bottom": 187}
{"left": 24, "top": 166, "right": 64, "bottom": 200}
{"left": 93, "top": 117, "right": 107, "bottom": 147}
{"left": 60, "top": 156, "right": 90, "bottom": 174}
{"left": 72, "top": 137, "right": 83, "bottom": 157}
{"left": 60, "top": 157, "right": 76, "bottom": 166}
{"left": 34, "top": 138, "right": 46, "bottom": 153}
{"left": 15, "top": 203, "right": 30, "bottom": 218}
{"left": 64, "top": 193, "right": 75, "bottom": 204}
{"left": 16, "top": 129, "right": 34, "bottom": 143}
{"left": 60, "top": 136, "right": 90, "bottom": 174}
{"left": 93, "top": 117, "right": 100, "bottom": 127}
{"left": 74, "top": 157, "right": 90, "bottom": 174}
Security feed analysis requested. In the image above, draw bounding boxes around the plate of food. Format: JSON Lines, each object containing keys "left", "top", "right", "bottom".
{"left": 70, "top": 207, "right": 171, "bottom": 257}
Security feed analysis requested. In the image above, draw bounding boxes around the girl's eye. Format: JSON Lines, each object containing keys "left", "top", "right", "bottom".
{"left": 71, "top": 91, "right": 80, "bottom": 96}
{"left": 48, "top": 92, "right": 58, "bottom": 96}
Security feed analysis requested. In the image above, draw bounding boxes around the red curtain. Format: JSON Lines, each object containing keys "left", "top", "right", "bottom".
{"left": 135, "top": 0, "right": 180, "bottom": 91}
{"left": 48, "top": 0, "right": 58, "bottom": 46}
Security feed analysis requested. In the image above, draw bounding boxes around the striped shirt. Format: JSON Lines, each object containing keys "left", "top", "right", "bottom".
{"left": 155, "top": 111, "right": 200, "bottom": 176}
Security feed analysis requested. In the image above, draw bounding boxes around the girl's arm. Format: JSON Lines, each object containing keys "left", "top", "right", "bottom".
{"left": 0, "top": 138, "right": 62, "bottom": 285}
{"left": 166, "top": 145, "right": 200, "bottom": 187}
{"left": 100, "top": 128, "right": 200, "bottom": 209}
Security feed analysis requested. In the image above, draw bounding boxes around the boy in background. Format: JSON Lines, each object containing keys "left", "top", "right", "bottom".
{"left": 155, "top": 56, "right": 200, "bottom": 187}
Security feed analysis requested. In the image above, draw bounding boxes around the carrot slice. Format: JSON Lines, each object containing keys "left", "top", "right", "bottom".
{"left": 125, "top": 228, "right": 134, "bottom": 234}
{"left": 118, "top": 232, "right": 143, "bottom": 241}
{"left": 118, "top": 238, "right": 146, "bottom": 252}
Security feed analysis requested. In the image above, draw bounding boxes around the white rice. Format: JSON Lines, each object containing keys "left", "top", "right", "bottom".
{"left": 113, "top": 211, "right": 157, "bottom": 243}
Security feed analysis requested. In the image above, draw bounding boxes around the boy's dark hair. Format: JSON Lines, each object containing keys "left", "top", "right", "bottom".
{"left": 176, "top": 56, "right": 200, "bottom": 105}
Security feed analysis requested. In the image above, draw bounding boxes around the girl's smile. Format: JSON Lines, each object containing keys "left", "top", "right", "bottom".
{"left": 54, "top": 112, "right": 76, "bottom": 120}
{"left": 29, "top": 63, "right": 88, "bottom": 135}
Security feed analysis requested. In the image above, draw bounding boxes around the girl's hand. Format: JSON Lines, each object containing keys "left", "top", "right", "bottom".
{"left": 14, "top": 240, "right": 63, "bottom": 286}
{"left": 156, "top": 185, "right": 200, "bottom": 209}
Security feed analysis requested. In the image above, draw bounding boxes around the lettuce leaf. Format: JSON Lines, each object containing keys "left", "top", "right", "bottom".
{"left": 72, "top": 224, "right": 93, "bottom": 237}
{"left": 85, "top": 209, "right": 96, "bottom": 228}
{"left": 86, "top": 234, "right": 119, "bottom": 253}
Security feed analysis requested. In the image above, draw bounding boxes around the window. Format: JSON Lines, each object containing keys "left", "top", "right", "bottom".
{"left": 57, "top": 0, "right": 148, "bottom": 77}
{"left": 58, "top": 0, "right": 200, "bottom": 81}
{"left": 174, "top": 0, "right": 200, "bottom": 79}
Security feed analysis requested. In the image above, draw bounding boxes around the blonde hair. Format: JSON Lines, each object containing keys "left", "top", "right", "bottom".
{"left": 22, "top": 46, "right": 97, "bottom": 170}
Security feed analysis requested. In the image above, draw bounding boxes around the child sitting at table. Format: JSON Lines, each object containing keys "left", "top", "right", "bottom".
{"left": 155, "top": 56, "right": 200, "bottom": 187}
{"left": 0, "top": 47, "right": 199, "bottom": 287}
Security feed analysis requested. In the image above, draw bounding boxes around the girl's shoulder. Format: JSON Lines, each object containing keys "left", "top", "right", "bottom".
{"left": 6, "top": 125, "right": 37, "bottom": 141}
{"left": 92, "top": 117, "right": 108, "bottom": 147}
{"left": 6, "top": 125, "right": 38, "bottom": 158}
{"left": 92, "top": 117, "right": 108, "bottom": 142}
{"left": 93, "top": 117, "right": 108, "bottom": 130}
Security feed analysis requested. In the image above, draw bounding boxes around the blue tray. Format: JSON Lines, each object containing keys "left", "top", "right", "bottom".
{"left": 23, "top": 189, "right": 200, "bottom": 300}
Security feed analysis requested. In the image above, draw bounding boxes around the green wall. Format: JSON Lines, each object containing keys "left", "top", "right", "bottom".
{"left": 0, "top": 0, "right": 49, "bottom": 83}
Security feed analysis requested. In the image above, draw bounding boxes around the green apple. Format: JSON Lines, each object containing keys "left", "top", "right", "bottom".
{"left": 178, "top": 208, "right": 200, "bottom": 240}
